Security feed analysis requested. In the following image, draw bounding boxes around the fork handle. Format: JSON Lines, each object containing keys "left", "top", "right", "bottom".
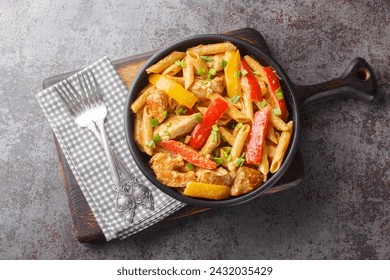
{"left": 95, "top": 120, "right": 122, "bottom": 190}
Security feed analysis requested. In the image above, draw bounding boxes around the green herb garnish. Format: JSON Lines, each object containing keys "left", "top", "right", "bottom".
{"left": 200, "top": 55, "right": 213, "bottom": 62}
{"left": 162, "top": 110, "right": 168, "bottom": 120}
{"left": 175, "top": 60, "right": 186, "bottom": 68}
{"left": 146, "top": 140, "right": 155, "bottom": 148}
{"left": 197, "top": 67, "right": 206, "bottom": 75}
{"left": 149, "top": 118, "right": 159, "bottom": 127}
{"left": 231, "top": 95, "right": 240, "bottom": 103}
{"left": 241, "top": 69, "right": 248, "bottom": 77}
{"left": 164, "top": 130, "right": 170, "bottom": 136}
{"left": 213, "top": 157, "right": 223, "bottom": 165}
{"left": 208, "top": 68, "right": 217, "bottom": 76}
{"left": 260, "top": 100, "right": 267, "bottom": 108}
{"left": 221, "top": 59, "right": 228, "bottom": 68}
{"left": 195, "top": 114, "right": 202, "bottom": 123}
{"left": 176, "top": 107, "right": 187, "bottom": 115}
{"left": 235, "top": 71, "right": 242, "bottom": 79}
{"left": 236, "top": 122, "right": 243, "bottom": 129}
{"left": 253, "top": 71, "right": 260, "bottom": 76}
{"left": 273, "top": 107, "right": 282, "bottom": 116}
{"left": 153, "top": 134, "right": 161, "bottom": 143}
{"left": 275, "top": 87, "right": 284, "bottom": 100}
{"left": 186, "top": 163, "right": 194, "bottom": 171}
{"left": 212, "top": 125, "right": 219, "bottom": 132}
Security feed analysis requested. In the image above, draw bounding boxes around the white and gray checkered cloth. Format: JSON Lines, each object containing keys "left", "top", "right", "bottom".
{"left": 35, "top": 57, "right": 184, "bottom": 241}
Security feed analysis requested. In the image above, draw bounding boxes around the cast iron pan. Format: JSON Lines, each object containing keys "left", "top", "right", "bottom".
{"left": 124, "top": 34, "right": 378, "bottom": 208}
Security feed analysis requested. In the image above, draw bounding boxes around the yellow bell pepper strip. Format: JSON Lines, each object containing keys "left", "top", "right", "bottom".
{"left": 261, "top": 67, "right": 287, "bottom": 121}
{"left": 224, "top": 50, "right": 242, "bottom": 98}
{"left": 245, "top": 108, "right": 271, "bottom": 165}
{"left": 184, "top": 181, "right": 231, "bottom": 200}
{"left": 240, "top": 58, "right": 263, "bottom": 101}
{"left": 188, "top": 97, "right": 229, "bottom": 149}
{"left": 161, "top": 140, "right": 217, "bottom": 170}
{"left": 148, "top": 74, "right": 198, "bottom": 108}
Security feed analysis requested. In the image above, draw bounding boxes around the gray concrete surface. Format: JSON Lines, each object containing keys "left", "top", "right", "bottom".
{"left": 0, "top": 0, "right": 389, "bottom": 259}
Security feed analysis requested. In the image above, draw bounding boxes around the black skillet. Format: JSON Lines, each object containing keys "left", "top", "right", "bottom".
{"left": 124, "top": 34, "right": 378, "bottom": 208}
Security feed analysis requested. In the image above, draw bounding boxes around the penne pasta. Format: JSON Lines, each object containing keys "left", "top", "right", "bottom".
{"left": 162, "top": 63, "right": 182, "bottom": 76}
{"left": 218, "top": 127, "right": 235, "bottom": 146}
{"left": 134, "top": 109, "right": 144, "bottom": 152}
{"left": 183, "top": 55, "right": 195, "bottom": 90}
{"left": 208, "top": 92, "right": 250, "bottom": 123}
{"left": 201, "top": 131, "right": 221, "bottom": 155}
{"left": 228, "top": 124, "right": 250, "bottom": 170}
{"left": 270, "top": 112, "right": 289, "bottom": 131}
{"left": 270, "top": 121, "right": 294, "bottom": 173}
{"left": 244, "top": 55, "right": 264, "bottom": 73}
{"left": 146, "top": 51, "right": 186, "bottom": 74}
{"left": 141, "top": 106, "right": 154, "bottom": 156}
{"left": 165, "top": 75, "right": 185, "bottom": 87}
{"left": 241, "top": 82, "right": 254, "bottom": 121}
{"left": 186, "top": 50, "right": 209, "bottom": 73}
{"left": 266, "top": 124, "right": 278, "bottom": 144}
{"left": 187, "top": 42, "right": 237, "bottom": 55}
{"left": 131, "top": 84, "right": 155, "bottom": 113}
{"left": 258, "top": 144, "right": 269, "bottom": 181}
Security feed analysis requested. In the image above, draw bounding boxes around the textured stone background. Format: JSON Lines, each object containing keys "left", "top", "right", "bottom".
{"left": 0, "top": 0, "right": 389, "bottom": 259}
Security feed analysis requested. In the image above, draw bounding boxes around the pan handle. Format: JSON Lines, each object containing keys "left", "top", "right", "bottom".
{"left": 293, "top": 57, "right": 378, "bottom": 107}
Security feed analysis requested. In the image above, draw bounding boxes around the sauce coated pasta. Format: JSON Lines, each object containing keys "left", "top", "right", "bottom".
{"left": 131, "top": 42, "right": 293, "bottom": 200}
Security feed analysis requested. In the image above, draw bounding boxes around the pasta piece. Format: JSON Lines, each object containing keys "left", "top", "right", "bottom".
{"left": 183, "top": 55, "right": 195, "bottom": 90}
{"left": 270, "top": 112, "right": 289, "bottom": 131}
{"left": 165, "top": 75, "right": 185, "bottom": 87}
{"left": 131, "top": 84, "right": 155, "bottom": 113}
{"left": 258, "top": 145, "right": 269, "bottom": 181}
{"left": 142, "top": 106, "right": 154, "bottom": 156}
{"left": 243, "top": 55, "right": 264, "bottom": 73}
{"left": 134, "top": 109, "right": 144, "bottom": 152}
{"left": 208, "top": 93, "right": 250, "bottom": 123}
{"left": 241, "top": 82, "right": 254, "bottom": 121}
{"left": 270, "top": 121, "right": 294, "bottom": 173}
{"left": 187, "top": 42, "right": 236, "bottom": 55}
{"left": 162, "top": 63, "right": 182, "bottom": 76}
{"left": 266, "top": 125, "right": 278, "bottom": 144}
{"left": 228, "top": 124, "right": 250, "bottom": 170}
{"left": 186, "top": 50, "right": 209, "bottom": 73}
{"left": 218, "top": 127, "right": 235, "bottom": 146}
{"left": 146, "top": 51, "right": 186, "bottom": 74}
{"left": 266, "top": 140, "right": 276, "bottom": 160}
{"left": 201, "top": 131, "right": 221, "bottom": 155}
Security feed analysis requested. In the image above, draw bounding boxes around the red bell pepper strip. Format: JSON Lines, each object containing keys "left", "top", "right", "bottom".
{"left": 261, "top": 67, "right": 287, "bottom": 120}
{"left": 161, "top": 140, "right": 217, "bottom": 170}
{"left": 241, "top": 59, "right": 263, "bottom": 101}
{"left": 188, "top": 97, "right": 228, "bottom": 149}
{"left": 245, "top": 108, "right": 271, "bottom": 165}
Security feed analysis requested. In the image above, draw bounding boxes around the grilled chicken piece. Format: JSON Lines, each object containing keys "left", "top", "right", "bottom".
{"left": 231, "top": 166, "right": 263, "bottom": 196}
{"left": 150, "top": 153, "right": 196, "bottom": 188}
{"left": 206, "top": 54, "right": 225, "bottom": 72}
{"left": 154, "top": 114, "right": 199, "bottom": 140}
{"left": 196, "top": 167, "right": 233, "bottom": 186}
{"left": 146, "top": 89, "right": 168, "bottom": 123}
{"left": 189, "top": 76, "right": 226, "bottom": 99}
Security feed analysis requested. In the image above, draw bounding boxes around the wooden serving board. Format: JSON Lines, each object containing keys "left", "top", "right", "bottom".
{"left": 43, "top": 28, "right": 304, "bottom": 243}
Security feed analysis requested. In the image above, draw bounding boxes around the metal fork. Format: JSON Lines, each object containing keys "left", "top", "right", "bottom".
{"left": 54, "top": 69, "right": 153, "bottom": 222}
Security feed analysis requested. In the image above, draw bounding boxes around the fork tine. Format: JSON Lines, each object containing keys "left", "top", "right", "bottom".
{"left": 83, "top": 70, "right": 102, "bottom": 106}
{"left": 62, "top": 79, "right": 85, "bottom": 112}
{"left": 76, "top": 73, "right": 90, "bottom": 109}
{"left": 54, "top": 84, "right": 77, "bottom": 116}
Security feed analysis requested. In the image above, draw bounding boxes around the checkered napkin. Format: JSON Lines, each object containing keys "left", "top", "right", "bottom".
{"left": 35, "top": 57, "right": 185, "bottom": 241}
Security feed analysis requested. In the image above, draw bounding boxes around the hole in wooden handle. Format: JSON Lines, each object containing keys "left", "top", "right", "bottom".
{"left": 356, "top": 67, "right": 371, "bottom": 81}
